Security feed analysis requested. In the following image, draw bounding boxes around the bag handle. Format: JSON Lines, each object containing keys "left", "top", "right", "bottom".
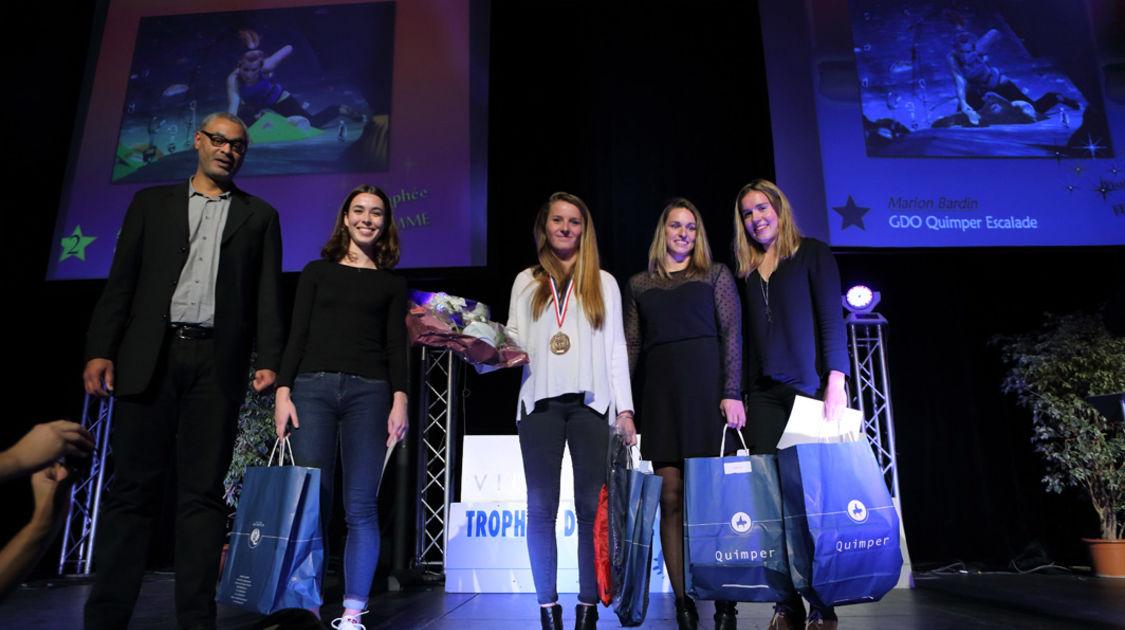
{"left": 719, "top": 425, "right": 749, "bottom": 457}
{"left": 627, "top": 443, "right": 642, "bottom": 470}
{"left": 267, "top": 437, "right": 295, "bottom": 467}
{"left": 608, "top": 428, "right": 637, "bottom": 470}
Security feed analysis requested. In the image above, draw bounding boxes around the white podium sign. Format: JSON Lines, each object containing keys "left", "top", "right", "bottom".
{"left": 448, "top": 436, "right": 671, "bottom": 594}
{"left": 461, "top": 435, "right": 575, "bottom": 502}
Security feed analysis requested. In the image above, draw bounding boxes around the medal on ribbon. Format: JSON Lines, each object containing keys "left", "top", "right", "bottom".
{"left": 549, "top": 276, "right": 573, "bottom": 355}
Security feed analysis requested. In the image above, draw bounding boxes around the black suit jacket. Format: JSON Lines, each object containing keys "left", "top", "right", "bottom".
{"left": 85, "top": 182, "right": 284, "bottom": 402}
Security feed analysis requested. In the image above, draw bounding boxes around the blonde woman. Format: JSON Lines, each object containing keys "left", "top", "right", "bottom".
{"left": 507, "top": 192, "right": 635, "bottom": 630}
{"left": 733, "top": 179, "right": 849, "bottom": 630}
{"left": 623, "top": 198, "right": 744, "bottom": 630}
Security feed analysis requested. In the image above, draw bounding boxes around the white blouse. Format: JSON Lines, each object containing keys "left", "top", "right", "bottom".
{"left": 506, "top": 267, "right": 634, "bottom": 423}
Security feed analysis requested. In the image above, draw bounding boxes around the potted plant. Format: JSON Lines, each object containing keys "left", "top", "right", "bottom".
{"left": 223, "top": 379, "right": 277, "bottom": 508}
{"left": 994, "top": 311, "right": 1125, "bottom": 576}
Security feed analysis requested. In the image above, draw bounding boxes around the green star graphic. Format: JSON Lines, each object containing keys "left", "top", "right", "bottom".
{"left": 59, "top": 225, "right": 97, "bottom": 262}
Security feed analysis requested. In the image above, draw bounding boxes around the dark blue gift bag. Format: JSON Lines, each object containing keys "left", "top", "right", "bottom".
{"left": 779, "top": 440, "right": 902, "bottom": 608}
{"left": 684, "top": 430, "right": 792, "bottom": 602}
{"left": 216, "top": 439, "right": 323, "bottom": 614}
{"left": 611, "top": 447, "right": 663, "bottom": 627}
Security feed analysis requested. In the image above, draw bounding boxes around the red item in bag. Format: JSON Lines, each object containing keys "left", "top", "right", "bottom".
{"left": 594, "top": 483, "right": 612, "bottom": 605}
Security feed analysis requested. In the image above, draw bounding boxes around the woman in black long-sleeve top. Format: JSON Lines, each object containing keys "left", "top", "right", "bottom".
{"left": 274, "top": 185, "right": 409, "bottom": 630}
{"left": 732, "top": 179, "right": 850, "bottom": 630}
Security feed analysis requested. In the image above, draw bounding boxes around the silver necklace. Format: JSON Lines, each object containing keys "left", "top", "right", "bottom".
{"left": 759, "top": 274, "right": 772, "bottom": 324}
{"left": 759, "top": 254, "right": 778, "bottom": 323}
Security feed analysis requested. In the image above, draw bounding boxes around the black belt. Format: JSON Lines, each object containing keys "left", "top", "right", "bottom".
{"left": 169, "top": 323, "right": 214, "bottom": 340}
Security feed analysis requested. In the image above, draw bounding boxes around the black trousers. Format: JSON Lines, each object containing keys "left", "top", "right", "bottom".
{"left": 747, "top": 378, "right": 836, "bottom": 621}
{"left": 517, "top": 394, "right": 609, "bottom": 605}
{"left": 85, "top": 335, "right": 241, "bottom": 630}
{"left": 746, "top": 378, "right": 806, "bottom": 456}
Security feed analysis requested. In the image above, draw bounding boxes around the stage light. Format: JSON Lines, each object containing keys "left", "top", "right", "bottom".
{"left": 843, "top": 284, "right": 880, "bottom": 314}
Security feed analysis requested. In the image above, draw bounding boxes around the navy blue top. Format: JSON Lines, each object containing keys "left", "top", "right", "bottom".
{"left": 278, "top": 259, "right": 408, "bottom": 392}
{"left": 742, "top": 238, "right": 850, "bottom": 395}
{"left": 624, "top": 264, "right": 742, "bottom": 400}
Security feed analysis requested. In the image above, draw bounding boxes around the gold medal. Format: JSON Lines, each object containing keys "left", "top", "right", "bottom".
{"left": 550, "top": 331, "right": 571, "bottom": 355}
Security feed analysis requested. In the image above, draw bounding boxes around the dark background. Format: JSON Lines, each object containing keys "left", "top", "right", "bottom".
{"left": 3, "top": 1, "right": 1122, "bottom": 585}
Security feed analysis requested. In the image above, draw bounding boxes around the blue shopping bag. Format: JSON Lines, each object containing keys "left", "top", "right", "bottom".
{"left": 216, "top": 439, "right": 324, "bottom": 613}
{"left": 779, "top": 440, "right": 902, "bottom": 608}
{"left": 684, "top": 430, "right": 793, "bottom": 602}
{"left": 611, "top": 444, "right": 662, "bottom": 627}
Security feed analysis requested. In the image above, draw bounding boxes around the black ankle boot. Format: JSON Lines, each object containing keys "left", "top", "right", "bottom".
{"left": 540, "top": 604, "right": 562, "bottom": 630}
{"left": 714, "top": 600, "right": 738, "bottom": 630}
{"left": 675, "top": 596, "right": 699, "bottom": 630}
{"left": 574, "top": 603, "right": 598, "bottom": 630}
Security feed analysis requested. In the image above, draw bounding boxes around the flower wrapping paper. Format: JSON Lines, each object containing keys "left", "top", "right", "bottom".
{"left": 406, "top": 290, "right": 528, "bottom": 373}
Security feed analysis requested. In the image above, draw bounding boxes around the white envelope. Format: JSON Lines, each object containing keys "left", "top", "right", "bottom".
{"left": 775, "top": 395, "right": 863, "bottom": 449}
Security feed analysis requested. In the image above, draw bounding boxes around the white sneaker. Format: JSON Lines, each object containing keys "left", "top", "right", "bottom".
{"left": 331, "top": 611, "right": 367, "bottom": 630}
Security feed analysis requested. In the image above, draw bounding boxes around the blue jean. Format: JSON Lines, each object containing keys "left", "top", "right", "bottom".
{"left": 518, "top": 394, "right": 610, "bottom": 605}
{"left": 288, "top": 372, "right": 390, "bottom": 611}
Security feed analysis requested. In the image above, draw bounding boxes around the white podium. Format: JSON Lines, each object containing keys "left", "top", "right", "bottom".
{"left": 446, "top": 435, "right": 671, "bottom": 593}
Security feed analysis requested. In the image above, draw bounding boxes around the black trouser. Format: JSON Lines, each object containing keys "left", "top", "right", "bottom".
{"left": 746, "top": 378, "right": 805, "bottom": 456}
{"left": 85, "top": 335, "right": 241, "bottom": 630}
{"left": 517, "top": 394, "right": 609, "bottom": 606}
{"left": 747, "top": 378, "right": 837, "bottom": 622}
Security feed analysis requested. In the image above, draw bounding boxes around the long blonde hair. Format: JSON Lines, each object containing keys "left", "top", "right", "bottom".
{"left": 530, "top": 192, "right": 606, "bottom": 329}
{"left": 647, "top": 197, "right": 713, "bottom": 279}
{"left": 731, "top": 179, "right": 803, "bottom": 278}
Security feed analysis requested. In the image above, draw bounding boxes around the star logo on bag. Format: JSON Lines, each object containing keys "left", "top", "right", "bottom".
{"left": 730, "top": 512, "right": 753, "bottom": 534}
{"left": 847, "top": 499, "right": 868, "bottom": 523}
{"left": 249, "top": 527, "right": 262, "bottom": 548}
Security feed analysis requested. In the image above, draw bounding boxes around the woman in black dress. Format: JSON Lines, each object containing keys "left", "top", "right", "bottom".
{"left": 623, "top": 198, "right": 744, "bottom": 630}
{"left": 733, "top": 179, "right": 850, "bottom": 630}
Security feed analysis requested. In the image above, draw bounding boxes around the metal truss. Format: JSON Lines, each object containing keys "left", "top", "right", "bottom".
{"left": 413, "top": 348, "right": 459, "bottom": 573}
{"left": 846, "top": 312, "right": 902, "bottom": 499}
{"left": 58, "top": 394, "right": 114, "bottom": 576}
{"left": 847, "top": 311, "right": 914, "bottom": 588}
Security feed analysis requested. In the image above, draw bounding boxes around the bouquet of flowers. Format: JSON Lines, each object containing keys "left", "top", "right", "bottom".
{"left": 406, "top": 290, "right": 528, "bottom": 373}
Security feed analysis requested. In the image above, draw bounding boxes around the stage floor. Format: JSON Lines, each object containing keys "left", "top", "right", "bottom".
{"left": 3, "top": 572, "right": 1123, "bottom": 629}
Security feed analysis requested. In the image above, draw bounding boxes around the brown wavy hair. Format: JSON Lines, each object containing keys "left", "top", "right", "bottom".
{"left": 321, "top": 185, "right": 401, "bottom": 269}
{"left": 731, "top": 179, "right": 803, "bottom": 278}
{"left": 647, "top": 197, "right": 713, "bottom": 279}
{"left": 530, "top": 192, "right": 606, "bottom": 329}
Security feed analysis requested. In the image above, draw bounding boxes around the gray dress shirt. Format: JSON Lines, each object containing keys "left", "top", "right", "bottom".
{"left": 170, "top": 179, "right": 231, "bottom": 326}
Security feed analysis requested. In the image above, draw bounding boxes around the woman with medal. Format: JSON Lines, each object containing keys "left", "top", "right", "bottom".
{"left": 733, "top": 180, "right": 849, "bottom": 630}
{"left": 274, "top": 185, "right": 409, "bottom": 630}
{"left": 507, "top": 192, "right": 635, "bottom": 630}
{"left": 623, "top": 198, "right": 745, "bottom": 630}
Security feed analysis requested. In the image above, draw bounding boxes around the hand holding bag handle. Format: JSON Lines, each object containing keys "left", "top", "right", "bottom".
{"left": 267, "top": 436, "right": 296, "bottom": 467}
{"left": 719, "top": 425, "right": 749, "bottom": 457}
